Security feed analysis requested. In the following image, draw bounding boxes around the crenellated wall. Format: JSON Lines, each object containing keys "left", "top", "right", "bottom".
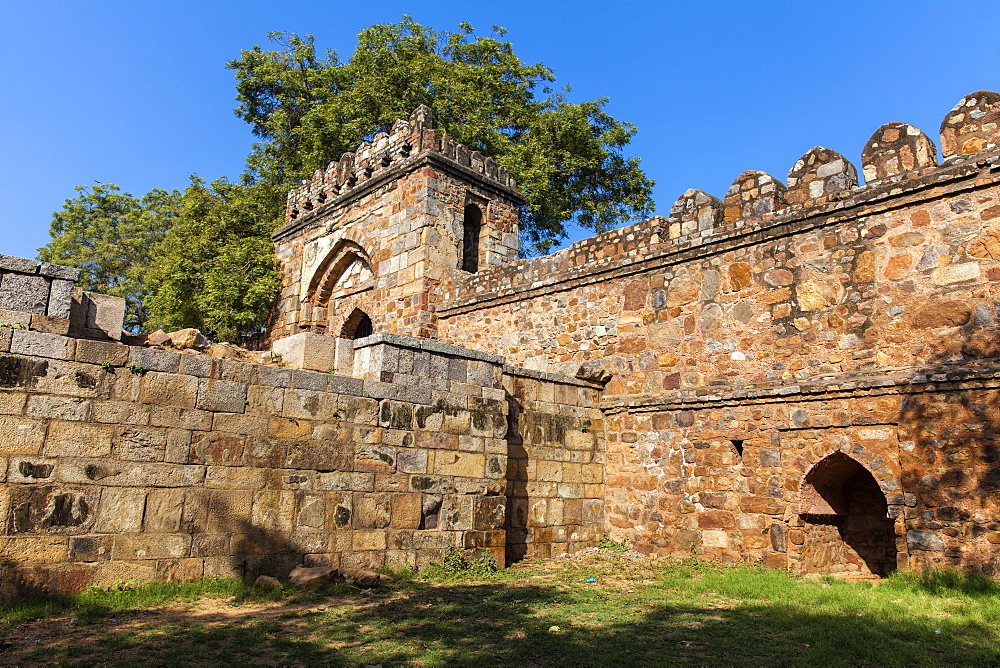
{"left": 434, "top": 90, "right": 1000, "bottom": 576}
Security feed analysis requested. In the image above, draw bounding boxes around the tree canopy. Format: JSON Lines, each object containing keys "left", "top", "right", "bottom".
{"left": 40, "top": 17, "right": 654, "bottom": 339}
{"left": 230, "top": 18, "right": 654, "bottom": 252}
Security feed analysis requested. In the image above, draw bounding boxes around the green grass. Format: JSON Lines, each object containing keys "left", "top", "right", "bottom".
{"left": 3, "top": 558, "right": 999, "bottom": 665}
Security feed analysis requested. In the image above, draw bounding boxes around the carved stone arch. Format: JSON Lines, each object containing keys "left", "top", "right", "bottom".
{"left": 307, "top": 240, "right": 374, "bottom": 308}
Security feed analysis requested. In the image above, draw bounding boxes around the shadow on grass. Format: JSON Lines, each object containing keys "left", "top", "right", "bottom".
{"left": 5, "top": 571, "right": 998, "bottom": 665}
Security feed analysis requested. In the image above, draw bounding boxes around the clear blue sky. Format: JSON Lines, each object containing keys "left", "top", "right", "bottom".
{"left": 1, "top": 0, "right": 998, "bottom": 260}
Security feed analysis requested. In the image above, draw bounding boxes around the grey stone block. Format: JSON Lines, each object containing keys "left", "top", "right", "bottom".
{"left": 328, "top": 374, "right": 364, "bottom": 396}
{"left": 196, "top": 378, "right": 247, "bottom": 413}
{"left": 179, "top": 354, "right": 215, "bottom": 378}
{"left": 10, "top": 329, "right": 69, "bottom": 358}
{"left": 258, "top": 365, "right": 292, "bottom": 388}
{"left": 0, "top": 255, "right": 38, "bottom": 273}
{"left": 47, "top": 279, "right": 74, "bottom": 318}
{"left": 70, "top": 289, "right": 125, "bottom": 341}
{"left": 128, "top": 347, "right": 180, "bottom": 373}
{"left": 291, "top": 369, "right": 329, "bottom": 392}
{"left": 38, "top": 262, "right": 81, "bottom": 281}
{"left": 0, "top": 273, "right": 49, "bottom": 314}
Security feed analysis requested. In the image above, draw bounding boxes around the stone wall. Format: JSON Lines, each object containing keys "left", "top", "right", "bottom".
{"left": 433, "top": 90, "right": 1000, "bottom": 576}
{"left": 0, "top": 326, "right": 604, "bottom": 594}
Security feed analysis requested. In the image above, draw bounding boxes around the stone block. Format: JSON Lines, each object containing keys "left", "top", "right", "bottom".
{"left": 44, "top": 420, "right": 113, "bottom": 457}
{"left": 0, "top": 536, "right": 68, "bottom": 562}
{"left": 69, "top": 535, "right": 114, "bottom": 562}
{"left": 0, "top": 308, "right": 33, "bottom": 326}
{"left": 0, "top": 254, "right": 39, "bottom": 273}
{"left": 94, "top": 488, "right": 147, "bottom": 533}
{"left": 30, "top": 314, "right": 70, "bottom": 335}
{"left": 112, "top": 533, "right": 191, "bottom": 559}
{"left": 142, "top": 372, "right": 198, "bottom": 408}
{"left": 69, "top": 289, "right": 125, "bottom": 341}
{"left": 0, "top": 327, "right": 11, "bottom": 353}
{"left": 128, "top": 347, "right": 180, "bottom": 373}
{"left": 38, "top": 262, "right": 80, "bottom": 281}
{"left": 144, "top": 488, "right": 185, "bottom": 532}
{"left": 0, "top": 273, "right": 48, "bottom": 314}
{"left": 271, "top": 331, "right": 338, "bottom": 372}
{"left": 433, "top": 451, "right": 484, "bottom": 478}
{"left": 115, "top": 426, "right": 168, "bottom": 462}
{"left": 10, "top": 329, "right": 69, "bottom": 358}
{"left": 197, "top": 378, "right": 247, "bottom": 413}
{"left": 352, "top": 530, "right": 387, "bottom": 551}
{"left": 26, "top": 394, "right": 89, "bottom": 421}
{"left": 75, "top": 338, "right": 130, "bottom": 366}
{"left": 47, "top": 279, "right": 75, "bottom": 318}
{"left": 205, "top": 466, "right": 268, "bottom": 490}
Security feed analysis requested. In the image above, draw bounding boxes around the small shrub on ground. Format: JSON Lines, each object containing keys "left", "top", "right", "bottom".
{"left": 422, "top": 547, "right": 501, "bottom": 580}
{"left": 596, "top": 533, "right": 629, "bottom": 556}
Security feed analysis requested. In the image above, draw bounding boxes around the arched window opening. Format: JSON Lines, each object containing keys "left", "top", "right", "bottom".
{"left": 798, "top": 452, "right": 896, "bottom": 577}
{"left": 341, "top": 309, "right": 374, "bottom": 340}
{"left": 461, "top": 203, "right": 483, "bottom": 273}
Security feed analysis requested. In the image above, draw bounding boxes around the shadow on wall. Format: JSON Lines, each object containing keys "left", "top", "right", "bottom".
{"left": 799, "top": 452, "right": 896, "bottom": 576}
{"left": 896, "top": 319, "right": 1000, "bottom": 574}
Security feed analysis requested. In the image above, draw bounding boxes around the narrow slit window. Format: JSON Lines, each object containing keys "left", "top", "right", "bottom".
{"left": 461, "top": 203, "right": 482, "bottom": 273}
{"left": 731, "top": 439, "right": 745, "bottom": 458}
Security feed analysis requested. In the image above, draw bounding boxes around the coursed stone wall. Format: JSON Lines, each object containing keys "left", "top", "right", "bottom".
{"left": 0, "top": 327, "right": 604, "bottom": 594}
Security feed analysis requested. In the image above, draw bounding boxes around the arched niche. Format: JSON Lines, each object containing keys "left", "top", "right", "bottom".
{"left": 340, "top": 308, "right": 374, "bottom": 340}
{"left": 797, "top": 452, "right": 897, "bottom": 577}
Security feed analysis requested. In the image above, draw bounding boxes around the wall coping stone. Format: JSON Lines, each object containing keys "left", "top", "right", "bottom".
{"left": 502, "top": 364, "right": 606, "bottom": 390}
{"left": 353, "top": 331, "right": 506, "bottom": 364}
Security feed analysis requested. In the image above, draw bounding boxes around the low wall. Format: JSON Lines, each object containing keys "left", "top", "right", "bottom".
{"left": 0, "top": 327, "right": 605, "bottom": 595}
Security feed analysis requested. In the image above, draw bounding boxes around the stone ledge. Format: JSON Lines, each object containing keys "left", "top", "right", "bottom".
{"left": 502, "top": 364, "right": 606, "bottom": 390}
{"left": 353, "top": 332, "right": 505, "bottom": 365}
{"left": 602, "top": 359, "right": 1000, "bottom": 413}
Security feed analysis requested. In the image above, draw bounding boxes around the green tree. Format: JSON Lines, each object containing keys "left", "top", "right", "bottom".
{"left": 230, "top": 18, "right": 654, "bottom": 253}
{"left": 37, "top": 184, "right": 181, "bottom": 330}
{"left": 144, "top": 178, "right": 283, "bottom": 342}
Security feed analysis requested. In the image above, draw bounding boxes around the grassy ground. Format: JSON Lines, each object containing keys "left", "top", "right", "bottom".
{"left": 2, "top": 551, "right": 999, "bottom": 665}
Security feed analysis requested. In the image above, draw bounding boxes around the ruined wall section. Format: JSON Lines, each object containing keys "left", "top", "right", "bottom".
{"left": 0, "top": 323, "right": 605, "bottom": 594}
{"left": 501, "top": 367, "right": 605, "bottom": 561}
{"left": 270, "top": 106, "right": 523, "bottom": 341}
{"left": 0, "top": 329, "right": 516, "bottom": 594}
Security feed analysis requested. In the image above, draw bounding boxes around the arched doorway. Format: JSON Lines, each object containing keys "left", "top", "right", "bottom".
{"left": 341, "top": 309, "right": 373, "bottom": 340}
{"left": 798, "top": 452, "right": 896, "bottom": 576}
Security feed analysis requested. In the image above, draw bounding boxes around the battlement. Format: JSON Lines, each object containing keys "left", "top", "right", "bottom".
{"left": 281, "top": 104, "right": 520, "bottom": 234}
{"left": 442, "top": 90, "right": 1000, "bottom": 312}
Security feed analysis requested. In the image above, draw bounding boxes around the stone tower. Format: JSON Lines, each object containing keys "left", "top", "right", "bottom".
{"left": 269, "top": 105, "right": 523, "bottom": 347}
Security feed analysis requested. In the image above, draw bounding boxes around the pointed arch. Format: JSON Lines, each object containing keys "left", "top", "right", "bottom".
{"left": 797, "top": 451, "right": 897, "bottom": 576}
{"left": 340, "top": 308, "right": 374, "bottom": 339}
{"left": 307, "top": 240, "right": 374, "bottom": 307}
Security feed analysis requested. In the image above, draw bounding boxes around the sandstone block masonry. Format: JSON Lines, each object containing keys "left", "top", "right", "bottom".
{"left": 0, "top": 323, "right": 600, "bottom": 595}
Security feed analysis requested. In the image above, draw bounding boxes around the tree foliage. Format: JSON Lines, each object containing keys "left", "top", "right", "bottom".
{"left": 144, "top": 179, "right": 283, "bottom": 342}
{"left": 37, "top": 184, "right": 181, "bottom": 330}
{"left": 40, "top": 17, "right": 654, "bottom": 339}
{"left": 229, "top": 18, "right": 654, "bottom": 252}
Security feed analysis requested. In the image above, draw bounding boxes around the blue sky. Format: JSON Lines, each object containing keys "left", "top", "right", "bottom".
{"left": 1, "top": 0, "right": 998, "bottom": 260}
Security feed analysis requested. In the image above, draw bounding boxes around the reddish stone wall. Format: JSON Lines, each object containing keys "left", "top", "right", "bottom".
{"left": 434, "top": 90, "right": 1000, "bottom": 575}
